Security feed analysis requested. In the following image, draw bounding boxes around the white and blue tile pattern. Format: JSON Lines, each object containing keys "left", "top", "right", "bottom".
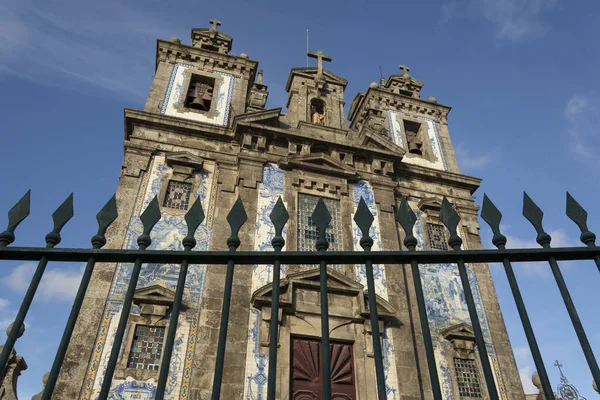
{"left": 161, "top": 63, "right": 234, "bottom": 127}
{"left": 412, "top": 208, "right": 507, "bottom": 400}
{"left": 387, "top": 110, "right": 448, "bottom": 171}
{"left": 243, "top": 164, "right": 286, "bottom": 400}
{"left": 351, "top": 181, "right": 399, "bottom": 399}
{"left": 83, "top": 156, "right": 218, "bottom": 400}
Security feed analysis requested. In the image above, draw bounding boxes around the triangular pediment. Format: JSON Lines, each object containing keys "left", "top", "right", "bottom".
{"left": 418, "top": 197, "right": 443, "bottom": 214}
{"left": 165, "top": 152, "right": 204, "bottom": 168}
{"left": 251, "top": 269, "right": 397, "bottom": 321}
{"left": 279, "top": 152, "right": 359, "bottom": 180}
{"left": 285, "top": 67, "right": 348, "bottom": 91}
{"left": 357, "top": 129, "right": 405, "bottom": 158}
{"left": 133, "top": 284, "right": 186, "bottom": 308}
{"left": 440, "top": 322, "right": 475, "bottom": 341}
{"left": 233, "top": 108, "right": 281, "bottom": 125}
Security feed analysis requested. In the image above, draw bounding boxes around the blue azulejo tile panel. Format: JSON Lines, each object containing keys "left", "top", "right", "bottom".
{"left": 351, "top": 181, "right": 399, "bottom": 399}
{"left": 412, "top": 208, "right": 507, "bottom": 400}
{"left": 243, "top": 164, "right": 286, "bottom": 400}
{"left": 386, "top": 109, "right": 448, "bottom": 171}
{"left": 83, "top": 156, "right": 219, "bottom": 400}
{"left": 161, "top": 63, "right": 234, "bottom": 127}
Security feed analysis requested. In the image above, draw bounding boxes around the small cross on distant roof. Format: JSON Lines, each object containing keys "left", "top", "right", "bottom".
{"left": 399, "top": 64, "right": 410, "bottom": 76}
{"left": 209, "top": 19, "right": 222, "bottom": 32}
{"left": 308, "top": 50, "right": 332, "bottom": 76}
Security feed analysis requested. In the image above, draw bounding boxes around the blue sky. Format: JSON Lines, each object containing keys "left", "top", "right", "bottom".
{"left": 1, "top": 0, "right": 599, "bottom": 397}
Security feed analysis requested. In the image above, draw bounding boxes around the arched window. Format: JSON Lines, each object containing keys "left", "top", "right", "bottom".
{"left": 310, "top": 98, "right": 326, "bottom": 125}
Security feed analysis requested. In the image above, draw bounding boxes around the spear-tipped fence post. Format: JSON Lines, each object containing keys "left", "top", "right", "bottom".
{"left": 523, "top": 192, "right": 600, "bottom": 388}
{"left": 155, "top": 197, "right": 205, "bottom": 399}
{"left": 312, "top": 198, "right": 333, "bottom": 400}
{"left": 481, "top": 194, "right": 554, "bottom": 400}
{"left": 42, "top": 195, "right": 118, "bottom": 400}
{"left": 266, "top": 197, "right": 289, "bottom": 400}
{"left": 212, "top": 196, "right": 247, "bottom": 400}
{"left": 566, "top": 192, "right": 600, "bottom": 273}
{"left": 0, "top": 190, "right": 30, "bottom": 247}
{"left": 395, "top": 198, "right": 442, "bottom": 400}
{"left": 0, "top": 193, "right": 72, "bottom": 380}
{"left": 98, "top": 196, "right": 162, "bottom": 399}
{"left": 439, "top": 196, "right": 499, "bottom": 400}
{"left": 355, "top": 198, "right": 386, "bottom": 400}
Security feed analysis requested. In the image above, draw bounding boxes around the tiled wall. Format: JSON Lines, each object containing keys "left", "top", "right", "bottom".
{"left": 412, "top": 209, "right": 507, "bottom": 400}
{"left": 387, "top": 110, "right": 448, "bottom": 171}
{"left": 81, "top": 156, "right": 219, "bottom": 399}
{"left": 161, "top": 62, "right": 234, "bottom": 127}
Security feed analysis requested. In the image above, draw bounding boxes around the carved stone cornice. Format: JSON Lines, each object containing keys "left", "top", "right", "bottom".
{"left": 349, "top": 87, "right": 452, "bottom": 131}
{"left": 395, "top": 163, "right": 481, "bottom": 194}
{"left": 124, "top": 108, "right": 231, "bottom": 141}
{"left": 155, "top": 39, "right": 258, "bottom": 79}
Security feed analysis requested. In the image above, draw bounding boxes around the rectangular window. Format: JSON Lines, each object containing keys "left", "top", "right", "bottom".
{"left": 298, "top": 194, "right": 342, "bottom": 253}
{"left": 127, "top": 325, "right": 166, "bottom": 370}
{"left": 427, "top": 223, "right": 448, "bottom": 251}
{"left": 163, "top": 180, "right": 192, "bottom": 210}
{"left": 185, "top": 74, "right": 216, "bottom": 111}
{"left": 454, "top": 358, "right": 483, "bottom": 398}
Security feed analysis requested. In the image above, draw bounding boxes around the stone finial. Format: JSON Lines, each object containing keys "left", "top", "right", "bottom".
{"left": 239, "top": 53, "right": 249, "bottom": 59}
{"left": 532, "top": 371, "right": 545, "bottom": 400}
{"left": 257, "top": 69, "right": 263, "bottom": 85}
{"left": 31, "top": 372, "right": 50, "bottom": 400}
{"left": 399, "top": 64, "right": 410, "bottom": 76}
{"left": 427, "top": 96, "right": 437, "bottom": 103}
{"left": 369, "top": 82, "right": 379, "bottom": 89}
{"left": 6, "top": 322, "right": 25, "bottom": 339}
{"left": 170, "top": 37, "right": 181, "bottom": 44}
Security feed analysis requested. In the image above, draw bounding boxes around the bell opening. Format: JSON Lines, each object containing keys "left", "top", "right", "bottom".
{"left": 185, "top": 74, "right": 216, "bottom": 112}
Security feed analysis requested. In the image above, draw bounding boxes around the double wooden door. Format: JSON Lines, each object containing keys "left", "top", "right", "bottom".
{"left": 291, "top": 337, "right": 356, "bottom": 400}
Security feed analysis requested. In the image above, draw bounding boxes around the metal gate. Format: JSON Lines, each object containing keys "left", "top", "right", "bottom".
{"left": 0, "top": 190, "right": 598, "bottom": 399}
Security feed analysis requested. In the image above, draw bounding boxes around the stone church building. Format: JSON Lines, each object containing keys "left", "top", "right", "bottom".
{"left": 54, "top": 21, "right": 524, "bottom": 399}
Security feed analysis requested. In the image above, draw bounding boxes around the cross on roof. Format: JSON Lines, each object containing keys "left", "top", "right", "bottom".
{"left": 399, "top": 64, "right": 410, "bottom": 75}
{"left": 308, "top": 50, "right": 332, "bottom": 76}
{"left": 209, "top": 19, "right": 222, "bottom": 32}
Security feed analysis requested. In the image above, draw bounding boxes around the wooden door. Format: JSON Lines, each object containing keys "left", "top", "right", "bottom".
{"left": 291, "top": 337, "right": 356, "bottom": 400}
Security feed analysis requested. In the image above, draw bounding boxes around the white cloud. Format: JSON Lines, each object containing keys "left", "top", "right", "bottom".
{"left": 2, "top": 262, "right": 84, "bottom": 302}
{"left": 0, "top": 0, "right": 177, "bottom": 100}
{"left": 442, "top": 0, "right": 558, "bottom": 41}
{"left": 502, "top": 229, "right": 577, "bottom": 277}
{"left": 455, "top": 144, "right": 490, "bottom": 171}
{"left": 514, "top": 347, "right": 539, "bottom": 394}
{"left": 0, "top": 298, "right": 8, "bottom": 309}
{"left": 564, "top": 95, "right": 600, "bottom": 164}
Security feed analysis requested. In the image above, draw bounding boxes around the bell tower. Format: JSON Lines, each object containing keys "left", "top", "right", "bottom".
{"left": 284, "top": 49, "right": 348, "bottom": 131}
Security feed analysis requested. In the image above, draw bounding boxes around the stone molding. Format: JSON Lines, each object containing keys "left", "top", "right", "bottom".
{"left": 156, "top": 39, "right": 258, "bottom": 79}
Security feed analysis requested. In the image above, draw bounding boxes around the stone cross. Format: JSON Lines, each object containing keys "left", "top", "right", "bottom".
{"left": 308, "top": 50, "right": 332, "bottom": 76}
{"left": 399, "top": 64, "right": 410, "bottom": 75}
{"left": 209, "top": 19, "right": 222, "bottom": 32}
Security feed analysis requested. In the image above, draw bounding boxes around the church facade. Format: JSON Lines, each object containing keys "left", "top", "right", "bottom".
{"left": 55, "top": 21, "right": 524, "bottom": 399}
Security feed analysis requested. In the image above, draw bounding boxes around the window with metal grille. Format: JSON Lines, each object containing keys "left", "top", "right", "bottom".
{"left": 427, "top": 223, "right": 448, "bottom": 250}
{"left": 163, "top": 180, "right": 192, "bottom": 210}
{"left": 454, "top": 358, "right": 483, "bottom": 398}
{"left": 127, "top": 325, "right": 166, "bottom": 370}
{"left": 298, "top": 194, "right": 342, "bottom": 253}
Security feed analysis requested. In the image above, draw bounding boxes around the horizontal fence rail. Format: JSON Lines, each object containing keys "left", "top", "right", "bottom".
{"left": 0, "top": 190, "right": 598, "bottom": 400}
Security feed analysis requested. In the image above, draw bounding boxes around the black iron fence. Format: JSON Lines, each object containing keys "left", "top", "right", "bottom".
{"left": 0, "top": 190, "right": 598, "bottom": 400}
